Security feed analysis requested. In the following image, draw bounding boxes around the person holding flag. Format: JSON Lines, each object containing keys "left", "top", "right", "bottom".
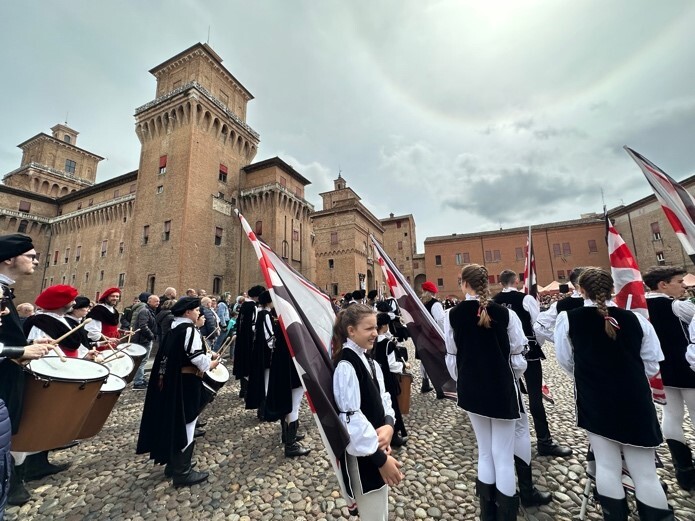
{"left": 643, "top": 266, "right": 695, "bottom": 492}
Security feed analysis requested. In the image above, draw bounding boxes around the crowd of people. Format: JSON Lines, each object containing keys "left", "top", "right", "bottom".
{"left": 1, "top": 230, "right": 695, "bottom": 520}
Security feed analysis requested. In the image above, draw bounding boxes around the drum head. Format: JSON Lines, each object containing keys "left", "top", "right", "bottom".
{"left": 101, "top": 374, "right": 126, "bottom": 393}
{"left": 29, "top": 357, "right": 110, "bottom": 382}
{"left": 101, "top": 350, "right": 134, "bottom": 379}
{"left": 207, "top": 363, "right": 229, "bottom": 383}
{"left": 121, "top": 343, "right": 147, "bottom": 357}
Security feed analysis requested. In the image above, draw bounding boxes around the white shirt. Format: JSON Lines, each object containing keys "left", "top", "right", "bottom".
{"left": 27, "top": 311, "right": 90, "bottom": 358}
{"left": 377, "top": 332, "right": 405, "bottom": 374}
{"left": 333, "top": 339, "right": 395, "bottom": 457}
{"left": 429, "top": 300, "right": 446, "bottom": 333}
{"left": 685, "top": 318, "right": 695, "bottom": 372}
{"left": 646, "top": 292, "right": 695, "bottom": 323}
{"left": 171, "top": 317, "right": 212, "bottom": 372}
{"left": 85, "top": 303, "right": 118, "bottom": 342}
{"left": 534, "top": 291, "right": 583, "bottom": 346}
{"left": 501, "top": 287, "right": 540, "bottom": 323}
{"left": 554, "top": 299, "right": 664, "bottom": 377}
{"left": 443, "top": 294, "right": 528, "bottom": 382}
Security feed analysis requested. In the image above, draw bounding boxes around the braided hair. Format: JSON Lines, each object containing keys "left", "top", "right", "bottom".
{"left": 460, "top": 264, "right": 492, "bottom": 328}
{"left": 331, "top": 303, "right": 376, "bottom": 362}
{"left": 578, "top": 267, "right": 618, "bottom": 340}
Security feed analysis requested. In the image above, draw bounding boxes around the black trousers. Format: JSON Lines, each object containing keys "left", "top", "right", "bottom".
{"left": 524, "top": 359, "right": 550, "bottom": 441}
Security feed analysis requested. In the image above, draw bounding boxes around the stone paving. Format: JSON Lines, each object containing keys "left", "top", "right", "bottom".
{"left": 6, "top": 343, "right": 695, "bottom": 521}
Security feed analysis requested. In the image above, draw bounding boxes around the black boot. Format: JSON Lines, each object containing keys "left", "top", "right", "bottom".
{"left": 294, "top": 419, "right": 305, "bottom": 441}
{"left": 171, "top": 441, "right": 209, "bottom": 487}
{"left": 281, "top": 418, "right": 288, "bottom": 444}
{"left": 635, "top": 499, "right": 675, "bottom": 521}
{"left": 537, "top": 436, "right": 573, "bottom": 458}
{"left": 238, "top": 378, "right": 248, "bottom": 399}
{"left": 257, "top": 398, "right": 266, "bottom": 421}
{"left": 391, "top": 434, "right": 408, "bottom": 447}
{"left": 514, "top": 456, "right": 553, "bottom": 507}
{"left": 420, "top": 377, "right": 433, "bottom": 393}
{"left": 666, "top": 439, "right": 695, "bottom": 491}
{"left": 285, "top": 420, "right": 311, "bottom": 458}
{"left": 597, "top": 494, "right": 628, "bottom": 521}
{"left": 24, "top": 451, "right": 70, "bottom": 481}
{"left": 495, "top": 490, "right": 519, "bottom": 521}
{"left": 7, "top": 459, "right": 31, "bottom": 506}
{"left": 475, "top": 479, "right": 496, "bottom": 521}
{"left": 165, "top": 459, "right": 197, "bottom": 478}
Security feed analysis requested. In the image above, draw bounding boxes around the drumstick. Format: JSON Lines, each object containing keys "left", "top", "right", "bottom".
{"left": 204, "top": 327, "right": 220, "bottom": 341}
{"left": 50, "top": 318, "right": 92, "bottom": 345}
{"left": 216, "top": 336, "right": 234, "bottom": 358}
{"left": 101, "top": 343, "right": 133, "bottom": 363}
{"left": 49, "top": 344, "right": 68, "bottom": 362}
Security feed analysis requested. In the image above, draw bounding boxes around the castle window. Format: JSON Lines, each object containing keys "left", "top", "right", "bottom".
{"left": 398, "top": 241, "right": 403, "bottom": 250}
{"left": 63, "top": 135, "right": 71, "bottom": 144}
{"left": 157, "top": 185, "right": 163, "bottom": 194}
{"left": 515, "top": 247, "right": 524, "bottom": 261}
{"left": 656, "top": 251, "right": 666, "bottom": 265}
{"left": 159, "top": 155, "right": 167, "bottom": 175}
{"left": 64, "top": 248, "right": 70, "bottom": 264}
{"left": 75, "top": 246, "right": 81, "bottom": 262}
{"left": 493, "top": 250, "right": 501, "bottom": 261}
{"left": 414, "top": 261, "right": 419, "bottom": 269}
{"left": 101, "top": 240, "right": 108, "bottom": 257}
{"left": 485, "top": 250, "right": 492, "bottom": 262}
{"left": 113, "top": 189, "right": 120, "bottom": 198}
{"left": 65, "top": 159, "right": 76, "bottom": 173}
{"left": 651, "top": 222, "right": 662, "bottom": 241}
{"left": 332, "top": 284, "right": 339, "bottom": 296}
{"left": 463, "top": 252, "right": 471, "bottom": 263}
{"left": 255, "top": 221, "right": 263, "bottom": 236}
{"left": 17, "top": 220, "right": 28, "bottom": 233}
{"left": 143, "top": 225, "right": 150, "bottom": 245}
{"left": 88, "top": 198, "right": 93, "bottom": 206}
{"left": 85, "top": 272, "right": 89, "bottom": 283}
{"left": 100, "top": 270, "right": 104, "bottom": 281}
{"left": 119, "top": 242, "right": 124, "bottom": 254}
{"left": 147, "top": 274, "right": 156, "bottom": 294}
{"left": 118, "top": 273, "right": 125, "bottom": 288}
{"left": 329, "top": 259, "right": 334, "bottom": 269}
{"left": 437, "top": 278, "right": 444, "bottom": 287}
{"left": 435, "top": 255, "right": 442, "bottom": 266}
{"left": 77, "top": 202, "right": 82, "bottom": 210}
{"left": 552, "top": 243, "right": 561, "bottom": 256}
{"left": 455, "top": 253, "right": 463, "bottom": 265}
{"left": 219, "top": 164, "right": 228, "bottom": 183}
{"left": 212, "top": 276, "right": 222, "bottom": 295}
{"left": 293, "top": 229, "right": 299, "bottom": 241}
{"left": 18, "top": 201, "right": 31, "bottom": 212}
{"left": 331, "top": 232, "right": 338, "bottom": 245}
{"left": 215, "top": 227, "right": 223, "bottom": 246}
{"left": 562, "top": 242, "right": 571, "bottom": 256}
{"left": 53, "top": 250, "right": 59, "bottom": 265}
{"left": 163, "top": 220, "right": 171, "bottom": 241}
{"left": 130, "top": 184, "right": 136, "bottom": 193}
{"left": 280, "top": 177, "right": 287, "bottom": 187}
{"left": 588, "top": 239, "right": 598, "bottom": 253}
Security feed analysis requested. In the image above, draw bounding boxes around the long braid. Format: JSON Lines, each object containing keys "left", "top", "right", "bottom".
{"left": 579, "top": 268, "right": 618, "bottom": 340}
{"left": 461, "top": 264, "right": 492, "bottom": 328}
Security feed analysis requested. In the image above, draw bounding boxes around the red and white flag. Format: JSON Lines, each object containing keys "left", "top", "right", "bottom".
{"left": 235, "top": 210, "right": 356, "bottom": 511}
{"left": 606, "top": 215, "right": 666, "bottom": 404}
{"left": 625, "top": 146, "right": 695, "bottom": 263}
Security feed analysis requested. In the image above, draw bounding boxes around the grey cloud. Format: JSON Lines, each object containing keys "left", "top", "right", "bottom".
{"left": 533, "top": 127, "right": 588, "bottom": 141}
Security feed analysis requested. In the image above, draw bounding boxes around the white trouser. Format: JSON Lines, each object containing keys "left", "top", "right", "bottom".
{"left": 468, "top": 412, "right": 516, "bottom": 496}
{"left": 514, "top": 412, "right": 532, "bottom": 465}
{"left": 662, "top": 386, "right": 695, "bottom": 443}
{"left": 346, "top": 454, "right": 388, "bottom": 521}
{"left": 264, "top": 368, "right": 270, "bottom": 394}
{"left": 9, "top": 451, "right": 38, "bottom": 465}
{"left": 587, "top": 432, "right": 668, "bottom": 508}
{"left": 285, "top": 387, "right": 304, "bottom": 423}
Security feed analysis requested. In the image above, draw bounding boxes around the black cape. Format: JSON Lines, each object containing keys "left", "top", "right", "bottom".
{"left": 0, "top": 283, "right": 28, "bottom": 434}
{"left": 245, "top": 308, "right": 273, "bottom": 411}
{"left": 264, "top": 314, "right": 302, "bottom": 422}
{"left": 136, "top": 323, "right": 193, "bottom": 464}
{"left": 86, "top": 303, "right": 120, "bottom": 325}
{"left": 232, "top": 301, "right": 256, "bottom": 379}
{"left": 23, "top": 314, "right": 83, "bottom": 353}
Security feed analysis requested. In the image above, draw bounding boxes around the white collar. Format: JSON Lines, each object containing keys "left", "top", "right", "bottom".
{"left": 0, "top": 274, "right": 16, "bottom": 285}
{"left": 464, "top": 294, "right": 479, "bottom": 301}
{"left": 646, "top": 292, "right": 673, "bottom": 300}
{"left": 501, "top": 287, "right": 517, "bottom": 293}
{"left": 344, "top": 338, "right": 368, "bottom": 354}
{"left": 571, "top": 290, "right": 582, "bottom": 298}
{"left": 583, "top": 299, "right": 617, "bottom": 308}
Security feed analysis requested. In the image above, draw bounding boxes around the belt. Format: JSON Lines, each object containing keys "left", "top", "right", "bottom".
{"left": 181, "top": 367, "right": 202, "bottom": 377}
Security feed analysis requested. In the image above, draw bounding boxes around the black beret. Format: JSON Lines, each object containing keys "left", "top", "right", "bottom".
{"left": 0, "top": 234, "right": 34, "bottom": 262}
{"left": 171, "top": 297, "right": 201, "bottom": 316}
{"left": 258, "top": 290, "right": 272, "bottom": 306}
{"left": 367, "top": 290, "right": 378, "bottom": 299}
{"left": 375, "top": 301, "right": 391, "bottom": 313}
{"left": 73, "top": 296, "right": 91, "bottom": 309}
{"left": 351, "top": 290, "right": 363, "bottom": 300}
{"left": 248, "top": 285, "right": 266, "bottom": 298}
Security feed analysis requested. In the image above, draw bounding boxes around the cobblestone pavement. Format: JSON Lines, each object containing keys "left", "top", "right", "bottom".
{"left": 6, "top": 343, "right": 695, "bottom": 520}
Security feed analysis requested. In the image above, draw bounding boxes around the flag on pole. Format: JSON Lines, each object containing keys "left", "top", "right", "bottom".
{"left": 605, "top": 214, "right": 666, "bottom": 404}
{"left": 523, "top": 226, "right": 538, "bottom": 298}
{"left": 625, "top": 146, "right": 695, "bottom": 263}
{"left": 235, "top": 210, "right": 355, "bottom": 511}
{"left": 370, "top": 235, "right": 457, "bottom": 398}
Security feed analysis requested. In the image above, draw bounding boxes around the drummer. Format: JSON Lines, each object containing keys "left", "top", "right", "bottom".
{"left": 65, "top": 296, "right": 96, "bottom": 350}
{"left": 85, "top": 287, "right": 122, "bottom": 350}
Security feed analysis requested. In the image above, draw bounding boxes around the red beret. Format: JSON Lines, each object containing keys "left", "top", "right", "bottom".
{"left": 422, "top": 281, "right": 438, "bottom": 294}
{"left": 99, "top": 287, "right": 121, "bottom": 302}
{"left": 35, "top": 285, "right": 79, "bottom": 310}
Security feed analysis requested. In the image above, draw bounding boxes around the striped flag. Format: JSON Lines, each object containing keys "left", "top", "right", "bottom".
{"left": 625, "top": 146, "right": 695, "bottom": 263}
{"left": 235, "top": 210, "right": 355, "bottom": 511}
{"left": 606, "top": 215, "right": 666, "bottom": 404}
{"left": 370, "top": 235, "right": 457, "bottom": 399}
{"left": 523, "top": 226, "right": 538, "bottom": 298}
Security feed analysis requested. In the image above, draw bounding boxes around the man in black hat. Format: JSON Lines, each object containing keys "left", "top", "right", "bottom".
{"left": 136, "top": 297, "right": 220, "bottom": 486}
{"left": 233, "top": 285, "right": 265, "bottom": 399}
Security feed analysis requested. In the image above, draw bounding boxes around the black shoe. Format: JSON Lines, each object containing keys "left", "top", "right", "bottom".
{"left": 7, "top": 460, "right": 31, "bottom": 506}
{"left": 475, "top": 479, "right": 496, "bottom": 521}
{"left": 391, "top": 434, "right": 408, "bottom": 447}
{"left": 257, "top": 398, "right": 266, "bottom": 421}
{"left": 194, "top": 428, "right": 205, "bottom": 438}
{"left": 635, "top": 499, "right": 675, "bottom": 521}
{"left": 495, "top": 490, "right": 520, "bottom": 521}
{"left": 666, "top": 439, "right": 695, "bottom": 491}
{"left": 514, "top": 456, "right": 553, "bottom": 507}
{"left": 196, "top": 419, "right": 207, "bottom": 428}
{"left": 294, "top": 419, "right": 305, "bottom": 441}
{"left": 435, "top": 389, "right": 445, "bottom": 399}
{"left": 537, "top": 438, "right": 573, "bottom": 458}
{"left": 285, "top": 419, "right": 311, "bottom": 457}
{"left": 597, "top": 493, "right": 628, "bottom": 521}
{"left": 238, "top": 378, "right": 248, "bottom": 399}
{"left": 24, "top": 451, "right": 71, "bottom": 482}
{"left": 420, "top": 377, "right": 433, "bottom": 394}
{"left": 171, "top": 441, "right": 209, "bottom": 487}
{"left": 165, "top": 460, "right": 197, "bottom": 478}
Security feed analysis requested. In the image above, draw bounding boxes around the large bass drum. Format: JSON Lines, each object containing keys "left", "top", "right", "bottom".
{"left": 77, "top": 374, "right": 126, "bottom": 440}
{"left": 100, "top": 349, "right": 134, "bottom": 381}
{"left": 12, "top": 357, "right": 109, "bottom": 451}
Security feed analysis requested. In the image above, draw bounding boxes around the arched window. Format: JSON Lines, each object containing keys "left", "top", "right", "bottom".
{"left": 212, "top": 276, "right": 222, "bottom": 295}
{"left": 63, "top": 135, "right": 71, "bottom": 143}
{"left": 147, "top": 274, "right": 156, "bottom": 294}
{"left": 17, "top": 220, "right": 28, "bottom": 233}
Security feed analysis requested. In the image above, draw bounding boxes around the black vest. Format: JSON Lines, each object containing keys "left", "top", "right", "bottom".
{"left": 492, "top": 291, "right": 544, "bottom": 360}
{"left": 449, "top": 301, "right": 520, "bottom": 420}
{"left": 23, "top": 314, "right": 82, "bottom": 352}
{"left": 338, "top": 348, "right": 386, "bottom": 496}
{"left": 646, "top": 297, "right": 695, "bottom": 388}
{"left": 568, "top": 307, "right": 662, "bottom": 447}
{"left": 556, "top": 295, "right": 584, "bottom": 313}
{"left": 424, "top": 298, "right": 438, "bottom": 314}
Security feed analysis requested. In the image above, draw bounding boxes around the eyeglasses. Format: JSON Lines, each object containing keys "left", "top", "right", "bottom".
{"left": 22, "top": 254, "right": 38, "bottom": 261}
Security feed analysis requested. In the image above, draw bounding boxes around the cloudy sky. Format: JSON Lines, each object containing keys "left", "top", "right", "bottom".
{"left": 2, "top": 1, "right": 694, "bottom": 250}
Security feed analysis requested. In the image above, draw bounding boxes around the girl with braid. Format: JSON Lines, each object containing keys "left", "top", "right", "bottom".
{"left": 554, "top": 268, "right": 674, "bottom": 520}
{"left": 444, "top": 264, "right": 528, "bottom": 520}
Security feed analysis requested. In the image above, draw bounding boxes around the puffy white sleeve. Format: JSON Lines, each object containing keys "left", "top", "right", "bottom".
{"left": 522, "top": 294, "right": 540, "bottom": 324}
{"left": 553, "top": 312, "right": 574, "bottom": 375}
{"left": 187, "top": 327, "right": 212, "bottom": 372}
{"left": 333, "top": 360, "right": 379, "bottom": 457}
{"left": 430, "top": 301, "right": 446, "bottom": 332}
{"left": 506, "top": 310, "right": 528, "bottom": 378}
{"left": 672, "top": 299, "right": 695, "bottom": 324}
{"left": 533, "top": 302, "right": 558, "bottom": 347}
{"left": 85, "top": 319, "right": 103, "bottom": 342}
{"left": 688, "top": 318, "right": 695, "bottom": 372}
{"left": 443, "top": 309, "right": 457, "bottom": 381}
{"left": 634, "top": 313, "right": 664, "bottom": 378}
{"left": 374, "top": 360, "right": 395, "bottom": 420}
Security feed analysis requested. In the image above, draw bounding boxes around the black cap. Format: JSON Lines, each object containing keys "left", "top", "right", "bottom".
{"left": 377, "top": 312, "right": 391, "bottom": 327}
{"left": 367, "top": 290, "right": 378, "bottom": 300}
{"left": 0, "top": 234, "right": 34, "bottom": 262}
{"left": 171, "top": 297, "right": 201, "bottom": 316}
{"left": 258, "top": 290, "right": 272, "bottom": 306}
{"left": 248, "top": 285, "right": 266, "bottom": 298}
{"left": 73, "top": 296, "right": 91, "bottom": 309}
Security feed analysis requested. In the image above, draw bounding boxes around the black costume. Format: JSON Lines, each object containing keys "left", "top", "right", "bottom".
{"left": 372, "top": 336, "right": 407, "bottom": 437}
{"left": 23, "top": 314, "right": 83, "bottom": 357}
{"left": 233, "top": 300, "right": 257, "bottom": 381}
{"left": 245, "top": 307, "right": 273, "bottom": 415}
{"left": 264, "top": 312, "right": 302, "bottom": 422}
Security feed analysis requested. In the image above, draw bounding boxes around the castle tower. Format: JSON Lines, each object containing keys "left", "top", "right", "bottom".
{"left": 127, "top": 43, "right": 259, "bottom": 295}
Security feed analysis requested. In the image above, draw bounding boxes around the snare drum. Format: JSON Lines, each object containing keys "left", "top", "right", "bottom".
{"left": 78, "top": 375, "right": 126, "bottom": 439}
{"left": 202, "top": 363, "right": 230, "bottom": 393}
{"left": 100, "top": 349, "right": 135, "bottom": 380}
{"left": 118, "top": 343, "right": 147, "bottom": 383}
{"left": 12, "top": 358, "right": 110, "bottom": 452}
